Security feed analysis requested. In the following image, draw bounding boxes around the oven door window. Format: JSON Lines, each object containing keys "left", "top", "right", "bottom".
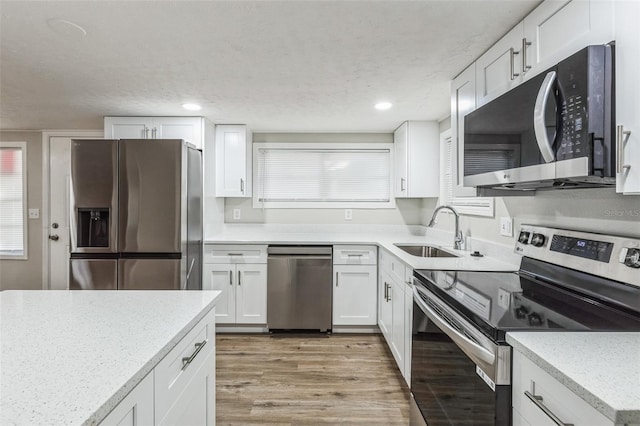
{"left": 411, "top": 300, "right": 498, "bottom": 425}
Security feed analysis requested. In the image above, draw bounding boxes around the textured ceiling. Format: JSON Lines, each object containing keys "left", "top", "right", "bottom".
{"left": 0, "top": 1, "right": 539, "bottom": 132}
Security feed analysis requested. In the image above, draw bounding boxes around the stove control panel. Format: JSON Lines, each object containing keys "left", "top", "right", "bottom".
{"left": 515, "top": 225, "right": 640, "bottom": 287}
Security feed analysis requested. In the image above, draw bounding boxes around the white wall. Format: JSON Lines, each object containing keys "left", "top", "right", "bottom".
{"left": 220, "top": 132, "right": 427, "bottom": 226}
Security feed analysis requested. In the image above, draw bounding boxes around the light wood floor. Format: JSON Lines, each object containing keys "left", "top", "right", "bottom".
{"left": 216, "top": 334, "right": 410, "bottom": 425}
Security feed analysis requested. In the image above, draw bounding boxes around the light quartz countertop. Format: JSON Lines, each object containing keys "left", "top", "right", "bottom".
{"left": 0, "top": 290, "right": 221, "bottom": 426}
{"left": 507, "top": 332, "right": 640, "bottom": 424}
{"left": 206, "top": 224, "right": 520, "bottom": 272}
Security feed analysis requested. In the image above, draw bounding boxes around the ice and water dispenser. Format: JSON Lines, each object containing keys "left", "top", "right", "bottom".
{"left": 76, "top": 208, "right": 110, "bottom": 247}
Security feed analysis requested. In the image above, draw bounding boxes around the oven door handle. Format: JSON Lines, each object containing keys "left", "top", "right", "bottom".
{"left": 413, "top": 286, "right": 495, "bottom": 365}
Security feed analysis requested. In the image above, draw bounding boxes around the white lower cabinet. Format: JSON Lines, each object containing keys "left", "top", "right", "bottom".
{"left": 203, "top": 263, "right": 267, "bottom": 324}
{"left": 378, "top": 247, "right": 411, "bottom": 385}
{"left": 333, "top": 264, "right": 377, "bottom": 326}
{"left": 100, "top": 308, "right": 216, "bottom": 425}
{"left": 512, "top": 350, "right": 612, "bottom": 426}
{"left": 333, "top": 245, "right": 377, "bottom": 327}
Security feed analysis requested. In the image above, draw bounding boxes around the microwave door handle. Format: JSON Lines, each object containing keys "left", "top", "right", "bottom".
{"left": 533, "top": 71, "right": 557, "bottom": 163}
{"left": 412, "top": 286, "right": 495, "bottom": 365}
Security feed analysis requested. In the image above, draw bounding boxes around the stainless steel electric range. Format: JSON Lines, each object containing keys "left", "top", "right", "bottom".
{"left": 410, "top": 225, "right": 640, "bottom": 426}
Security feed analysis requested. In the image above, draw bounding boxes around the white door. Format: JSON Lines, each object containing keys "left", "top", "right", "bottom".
{"left": 451, "top": 64, "right": 479, "bottom": 197}
{"left": 203, "top": 264, "right": 235, "bottom": 323}
{"left": 235, "top": 264, "right": 267, "bottom": 324}
{"left": 394, "top": 122, "right": 408, "bottom": 197}
{"left": 333, "top": 265, "right": 377, "bottom": 326}
{"left": 378, "top": 273, "right": 393, "bottom": 343}
{"left": 155, "top": 117, "right": 203, "bottom": 149}
{"left": 215, "top": 125, "right": 247, "bottom": 197}
{"left": 390, "top": 279, "right": 405, "bottom": 370}
{"left": 104, "top": 117, "right": 152, "bottom": 139}
{"left": 46, "top": 133, "right": 102, "bottom": 290}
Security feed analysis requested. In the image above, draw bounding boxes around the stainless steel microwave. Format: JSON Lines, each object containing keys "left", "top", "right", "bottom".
{"left": 463, "top": 44, "right": 615, "bottom": 193}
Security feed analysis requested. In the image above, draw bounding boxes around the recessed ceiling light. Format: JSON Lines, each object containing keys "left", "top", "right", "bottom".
{"left": 375, "top": 102, "right": 392, "bottom": 111}
{"left": 182, "top": 103, "right": 202, "bottom": 111}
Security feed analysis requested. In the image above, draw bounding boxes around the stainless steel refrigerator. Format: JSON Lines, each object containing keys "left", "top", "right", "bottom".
{"left": 69, "top": 139, "right": 202, "bottom": 290}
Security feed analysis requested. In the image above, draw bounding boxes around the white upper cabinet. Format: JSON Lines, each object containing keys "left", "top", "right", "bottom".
{"left": 104, "top": 116, "right": 205, "bottom": 149}
{"left": 476, "top": 23, "right": 524, "bottom": 107}
{"left": 475, "top": 0, "right": 614, "bottom": 108}
{"left": 215, "top": 124, "right": 252, "bottom": 198}
{"left": 522, "top": 0, "right": 614, "bottom": 80}
{"left": 615, "top": 0, "right": 640, "bottom": 194}
{"left": 450, "top": 64, "right": 478, "bottom": 197}
{"left": 394, "top": 121, "right": 439, "bottom": 198}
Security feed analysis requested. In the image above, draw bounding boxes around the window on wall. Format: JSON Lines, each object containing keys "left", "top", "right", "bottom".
{"left": 0, "top": 142, "right": 28, "bottom": 259}
{"left": 253, "top": 143, "right": 394, "bottom": 208}
{"left": 440, "top": 133, "right": 494, "bottom": 217}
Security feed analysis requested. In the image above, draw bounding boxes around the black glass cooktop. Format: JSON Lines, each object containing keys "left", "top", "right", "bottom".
{"left": 413, "top": 258, "right": 640, "bottom": 343}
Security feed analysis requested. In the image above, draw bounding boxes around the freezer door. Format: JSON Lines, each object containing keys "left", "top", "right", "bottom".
{"left": 186, "top": 147, "right": 203, "bottom": 290}
{"left": 70, "top": 139, "right": 118, "bottom": 253}
{"left": 70, "top": 259, "right": 117, "bottom": 290}
{"left": 118, "top": 258, "right": 182, "bottom": 290}
{"left": 118, "top": 139, "right": 185, "bottom": 253}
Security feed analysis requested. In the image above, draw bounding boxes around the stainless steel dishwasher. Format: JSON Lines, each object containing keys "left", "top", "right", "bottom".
{"left": 267, "top": 246, "right": 332, "bottom": 331}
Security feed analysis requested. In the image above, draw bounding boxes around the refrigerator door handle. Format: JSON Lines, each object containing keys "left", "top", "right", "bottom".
{"left": 186, "top": 258, "right": 195, "bottom": 281}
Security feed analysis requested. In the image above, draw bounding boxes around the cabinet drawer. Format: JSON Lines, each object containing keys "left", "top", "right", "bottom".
{"left": 333, "top": 245, "right": 377, "bottom": 265}
{"left": 155, "top": 307, "right": 216, "bottom": 423}
{"left": 204, "top": 244, "right": 267, "bottom": 264}
{"left": 380, "top": 248, "right": 406, "bottom": 285}
{"left": 512, "top": 351, "right": 612, "bottom": 426}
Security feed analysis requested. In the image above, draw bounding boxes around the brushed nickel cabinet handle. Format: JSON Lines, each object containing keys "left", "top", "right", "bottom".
{"left": 617, "top": 124, "right": 632, "bottom": 173}
{"left": 227, "top": 253, "right": 243, "bottom": 256}
{"left": 229, "top": 270, "right": 233, "bottom": 286}
{"left": 144, "top": 127, "right": 150, "bottom": 139}
{"left": 522, "top": 38, "right": 532, "bottom": 73}
{"left": 182, "top": 340, "right": 207, "bottom": 370}
{"left": 524, "top": 391, "right": 574, "bottom": 426}
{"left": 400, "top": 178, "right": 406, "bottom": 192}
{"left": 240, "top": 178, "right": 245, "bottom": 193}
{"left": 336, "top": 271, "right": 339, "bottom": 286}
{"left": 510, "top": 47, "right": 520, "bottom": 80}
{"left": 238, "top": 270, "right": 241, "bottom": 286}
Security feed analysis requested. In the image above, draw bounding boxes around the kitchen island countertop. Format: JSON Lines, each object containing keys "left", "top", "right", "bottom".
{"left": 0, "top": 290, "right": 221, "bottom": 425}
{"left": 507, "top": 331, "right": 640, "bottom": 424}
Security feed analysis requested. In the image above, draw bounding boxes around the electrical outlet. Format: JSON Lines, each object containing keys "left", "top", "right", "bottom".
{"left": 232, "top": 209, "right": 241, "bottom": 220}
{"left": 500, "top": 217, "right": 513, "bottom": 237}
{"left": 28, "top": 208, "right": 40, "bottom": 219}
{"left": 344, "top": 209, "right": 353, "bottom": 221}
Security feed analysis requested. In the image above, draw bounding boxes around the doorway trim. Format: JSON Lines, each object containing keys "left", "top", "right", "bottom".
{"left": 41, "top": 130, "right": 103, "bottom": 290}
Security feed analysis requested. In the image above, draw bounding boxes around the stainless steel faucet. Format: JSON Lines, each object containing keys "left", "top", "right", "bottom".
{"left": 428, "top": 205, "right": 464, "bottom": 250}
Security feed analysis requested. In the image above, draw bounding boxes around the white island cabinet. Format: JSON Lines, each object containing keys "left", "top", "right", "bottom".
{"left": 0, "top": 290, "right": 221, "bottom": 426}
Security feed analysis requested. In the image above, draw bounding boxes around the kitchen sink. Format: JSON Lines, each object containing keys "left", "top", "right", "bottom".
{"left": 394, "top": 245, "right": 459, "bottom": 258}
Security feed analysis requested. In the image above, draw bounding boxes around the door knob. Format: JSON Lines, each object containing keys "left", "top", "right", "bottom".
{"left": 49, "top": 235, "right": 59, "bottom": 241}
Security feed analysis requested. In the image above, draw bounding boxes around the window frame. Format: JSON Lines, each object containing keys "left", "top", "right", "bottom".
{"left": 0, "top": 141, "right": 28, "bottom": 260}
{"left": 439, "top": 130, "right": 494, "bottom": 217}
{"left": 252, "top": 142, "right": 396, "bottom": 209}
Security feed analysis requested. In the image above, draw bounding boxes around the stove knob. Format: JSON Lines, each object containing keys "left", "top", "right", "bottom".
{"left": 515, "top": 306, "right": 528, "bottom": 319}
{"left": 518, "top": 231, "right": 531, "bottom": 244}
{"left": 530, "top": 233, "right": 546, "bottom": 247}
{"left": 624, "top": 248, "right": 640, "bottom": 268}
{"left": 527, "top": 312, "right": 543, "bottom": 326}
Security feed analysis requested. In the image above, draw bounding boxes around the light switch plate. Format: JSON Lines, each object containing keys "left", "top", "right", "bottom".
{"left": 500, "top": 217, "right": 513, "bottom": 237}
{"left": 232, "top": 209, "right": 241, "bottom": 220}
{"left": 344, "top": 209, "right": 352, "bottom": 221}
{"left": 28, "top": 208, "right": 40, "bottom": 219}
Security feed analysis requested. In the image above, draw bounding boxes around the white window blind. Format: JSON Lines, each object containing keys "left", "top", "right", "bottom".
{"left": 441, "top": 135, "right": 494, "bottom": 217}
{"left": 254, "top": 144, "right": 394, "bottom": 208}
{"left": 0, "top": 142, "right": 27, "bottom": 258}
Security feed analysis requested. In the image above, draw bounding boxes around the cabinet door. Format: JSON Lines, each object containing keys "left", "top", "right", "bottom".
{"left": 403, "top": 267, "right": 413, "bottom": 385}
{"left": 100, "top": 372, "right": 154, "bottom": 426}
{"left": 394, "top": 122, "right": 409, "bottom": 197}
{"left": 215, "top": 124, "right": 251, "bottom": 197}
{"left": 615, "top": 0, "right": 640, "bottom": 194}
{"left": 451, "top": 64, "right": 478, "bottom": 197}
{"left": 104, "top": 117, "right": 153, "bottom": 139}
{"left": 389, "top": 279, "right": 405, "bottom": 371}
{"left": 476, "top": 23, "right": 523, "bottom": 107}
{"left": 522, "top": 0, "right": 614, "bottom": 79}
{"left": 158, "top": 350, "right": 216, "bottom": 426}
{"left": 378, "top": 273, "right": 393, "bottom": 344}
{"left": 235, "top": 264, "right": 267, "bottom": 324}
{"left": 333, "top": 265, "right": 377, "bottom": 326}
{"left": 154, "top": 117, "right": 203, "bottom": 149}
{"left": 203, "top": 264, "right": 235, "bottom": 324}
